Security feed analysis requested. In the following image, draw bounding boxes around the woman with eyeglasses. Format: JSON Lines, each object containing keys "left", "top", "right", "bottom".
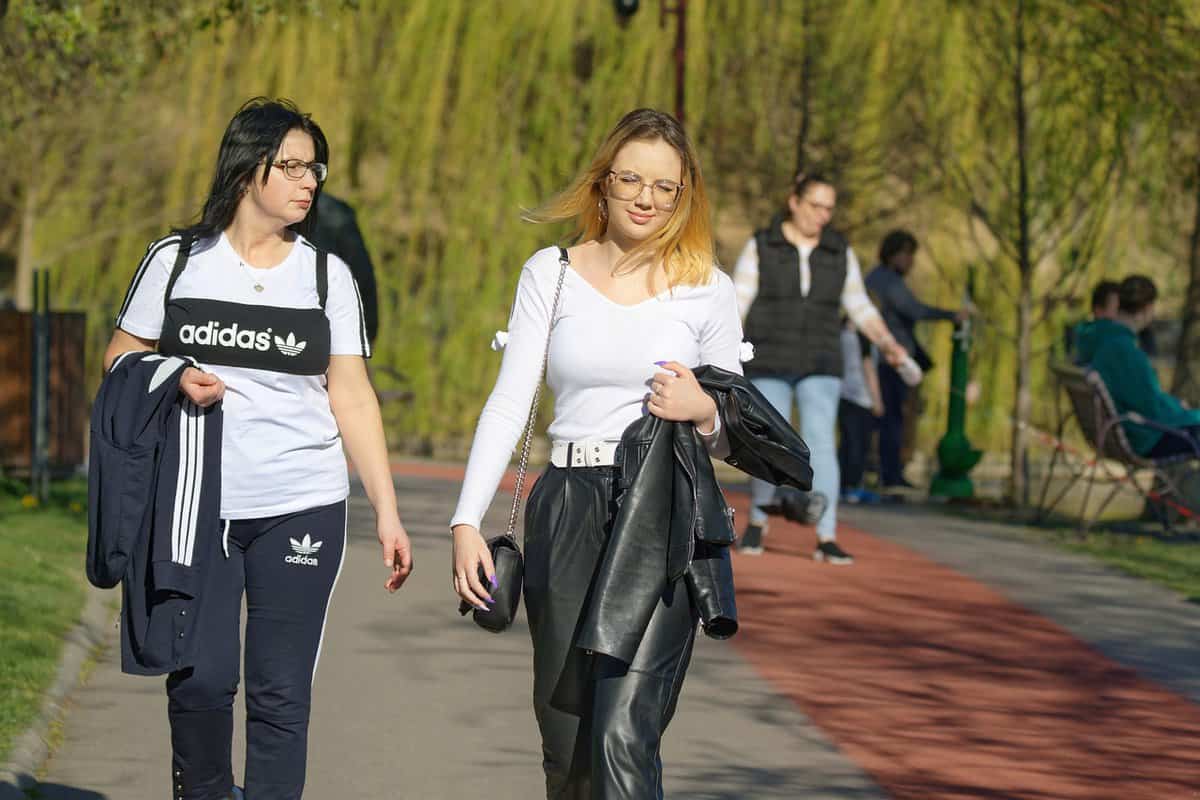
{"left": 102, "top": 97, "right": 412, "bottom": 800}
{"left": 450, "top": 108, "right": 743, "bottom": 798}
{"left": 731, "top": 173, "right": 908, "bottom": 563}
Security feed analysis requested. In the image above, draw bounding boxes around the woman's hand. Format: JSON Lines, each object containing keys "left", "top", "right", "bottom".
{"left": 879, "top": 340, "right": 908, "bottom": 368}
{"left": 180, "top": 367, "right": 225, "bottom": 407}
{"left": 451, "top": 525, "right": 496, "bottom": 611}
{"left": 647, "top": 361, "right": 718, "bottom": 433}
{"left": 379, "top": 514, "right": 414, "bottom": 593}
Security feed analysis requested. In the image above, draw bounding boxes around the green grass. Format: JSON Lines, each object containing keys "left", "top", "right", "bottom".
{"left": 1051, "top": 531, "right": 1200, "bottom": 602}
{"left": 937, "top": 500, "right": 1200, "bottom": 602}
{"left": 0, "top": 479, "right": 89, "bottom": 763}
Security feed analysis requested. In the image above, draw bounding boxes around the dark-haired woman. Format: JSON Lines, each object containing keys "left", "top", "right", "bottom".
{"left": 102, "top": 98, "right": 412, "bottom": 800}
{"left": 451, "top": 109, "right": 743, "bottom": 798}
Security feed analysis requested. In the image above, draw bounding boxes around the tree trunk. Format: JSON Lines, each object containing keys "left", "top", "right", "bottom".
{"left": 1172, "top": 154, "right": 1200, "bottom": 405}
{"left": 794, "top": 0, "right": 812, "bottom": 177}
{"left": 1008, "top": 0, "right": 1032, "bottom": 506}
{"left": 13, "top": 164, "right": 36, "bottom": 312}
{"left": 1011, "top": 281, "right": 1034, "bottom": 505}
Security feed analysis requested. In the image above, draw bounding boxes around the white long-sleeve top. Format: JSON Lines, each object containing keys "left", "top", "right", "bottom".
{"left": 450, "top": 246, "right": 745, "bottom": 530}
{"left": 730, "top": 236, "right": 882, "bottom": 327}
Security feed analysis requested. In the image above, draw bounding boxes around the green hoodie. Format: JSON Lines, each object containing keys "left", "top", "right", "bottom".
{"left": 1074, "top": 318, "right": 1200, "bottom": 455}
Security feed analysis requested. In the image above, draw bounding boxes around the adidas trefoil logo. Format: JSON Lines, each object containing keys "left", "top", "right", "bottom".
{"left": 285, "top": 533, "right": 322, "bottom": 566}
{"left": 274, "top": 332, "right": 307, "bottom": 357}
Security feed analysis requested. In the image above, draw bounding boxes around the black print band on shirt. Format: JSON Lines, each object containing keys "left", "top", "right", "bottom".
{"left": 159, "top": 297, "right": 332, "bottom": 376}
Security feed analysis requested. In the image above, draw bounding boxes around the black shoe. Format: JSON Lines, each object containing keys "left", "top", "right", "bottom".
{"left": 882, "top": 477, "right": 916, "bottom": 490}
{"left": 737, "top": 523, "right": 765, "bottom": 555}
{"left": 758, "top": 488, "right": 829, "bottom": 526}
{"left": 813, "top": 540, "right": 854, "bottom": 565}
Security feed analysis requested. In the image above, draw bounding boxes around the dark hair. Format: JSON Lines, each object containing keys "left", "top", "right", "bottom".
{"left": 791, "top": 171, "right": 835, "bottom": 200}
{"left": 879, "top": 229, "right": 918, "bottom": 265}
{"left": 1118, "top": 275, "right": 1158, "bottom": 314}
{"left": 183, "top": 97, "right": 328, "bottom": 239}
{"left": 1090, "top": 280, "right": 1119, "bottom": 312}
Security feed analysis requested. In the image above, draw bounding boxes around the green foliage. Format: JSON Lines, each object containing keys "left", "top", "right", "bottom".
{"left": 1, "top": 0, "right": 1192, "bottom": 459}
{"left": 0, "top": 483, "right": 88, "bottom": 762}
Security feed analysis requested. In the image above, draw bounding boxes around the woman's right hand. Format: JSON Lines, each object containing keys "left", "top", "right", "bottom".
{"left": 180, "top": 367, "right": 226, "bottom": 407}
{"left": 451, "top": 525, "right": 496, "bottom": 611}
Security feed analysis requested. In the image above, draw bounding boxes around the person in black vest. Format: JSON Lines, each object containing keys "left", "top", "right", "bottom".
{"left": 865, "top": 230, "right": 969, "bottom": 489}
{"left": 732, "top": 173, "right": 906, "bottom": 564}
{"left": 102, "top": 98, "right": 413, "bottom": 800}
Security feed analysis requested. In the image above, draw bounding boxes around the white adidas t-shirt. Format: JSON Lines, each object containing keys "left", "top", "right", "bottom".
{"left": 116, "top": 231, "right": 371, "bottom": 519}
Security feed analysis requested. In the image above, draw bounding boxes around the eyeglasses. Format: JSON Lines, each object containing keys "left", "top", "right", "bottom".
{"left": 272, "top": 159, "right": 328, "bottom": 182}
{"left": 604, "top": 170, "right": 684, "bottom": 211}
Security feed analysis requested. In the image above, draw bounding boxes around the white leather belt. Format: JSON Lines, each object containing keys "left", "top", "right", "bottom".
{"left": 550, "top": 439, "right": 620, "bottom": 468}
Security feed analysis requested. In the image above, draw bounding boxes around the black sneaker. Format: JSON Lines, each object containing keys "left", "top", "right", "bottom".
{"left": 737, "top": 523, "right": 765, "bottom": 555}
{"left": 757, "top": 488, "right": 829, "bottom": 526}
{"left": 813, "top": 540, "right": 854, "bottom": 565}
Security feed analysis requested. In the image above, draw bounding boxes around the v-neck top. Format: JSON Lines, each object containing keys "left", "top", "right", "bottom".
{"left": 450, "top": 245, "right": 744, "bottom": 530}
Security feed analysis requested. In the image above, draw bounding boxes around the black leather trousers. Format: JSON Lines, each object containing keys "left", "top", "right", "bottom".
{"left": 523, "top": 465, "right": 698, "bottom": 800}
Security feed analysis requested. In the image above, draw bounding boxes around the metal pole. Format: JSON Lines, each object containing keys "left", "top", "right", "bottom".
{"left": 662, "top": 0, "right": 687, "bottom": 122}
{"left": 30, "top": 268, "right": 51, "bottom": 502}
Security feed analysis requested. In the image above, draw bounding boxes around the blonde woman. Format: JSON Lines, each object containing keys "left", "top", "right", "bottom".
{"left": 450, "top": 108, "right": 742, "bottom": 798}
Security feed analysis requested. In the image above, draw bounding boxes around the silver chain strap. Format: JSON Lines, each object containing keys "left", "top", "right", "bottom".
{"left": 505, "top": 250, "right": 570, "bottom": 541}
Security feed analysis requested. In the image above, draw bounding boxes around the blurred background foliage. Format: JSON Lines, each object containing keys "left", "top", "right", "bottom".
{"left": 3, "top": 0, "right": 1199, "bottom": 488}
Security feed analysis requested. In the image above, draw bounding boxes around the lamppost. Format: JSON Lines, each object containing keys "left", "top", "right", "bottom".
{"left": 614, "top": 0, "right": 687, "bottom": 123}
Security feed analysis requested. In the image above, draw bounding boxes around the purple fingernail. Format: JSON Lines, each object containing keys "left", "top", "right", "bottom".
{"left": 485, "top": 597, "right": 495, "bottom": 605}
{"left": 654, "top": 360, "right": 667, "bottom": 366}
{"left": 489, "top": 574, "right": 498, "bottom": 589}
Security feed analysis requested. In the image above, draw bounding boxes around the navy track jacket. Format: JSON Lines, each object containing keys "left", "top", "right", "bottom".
{"left": 87, "top": 351, "right": 223, "bottom": 675}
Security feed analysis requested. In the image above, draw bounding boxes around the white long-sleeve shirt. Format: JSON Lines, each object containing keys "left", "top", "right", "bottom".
{"left": 730, "top": 236, "right": 881, "bottom": 328}
{"left": 450, "top": 246, "right": 745, "bottom": 530}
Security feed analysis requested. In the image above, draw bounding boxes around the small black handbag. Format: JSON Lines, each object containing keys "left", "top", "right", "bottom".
{"left": 458, "top": 248, "right": 569, "bottom": 632}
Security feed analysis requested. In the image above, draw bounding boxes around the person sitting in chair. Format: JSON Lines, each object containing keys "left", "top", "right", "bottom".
{"left": 1076, "top": 275, "right": 1200, "bottom": 458}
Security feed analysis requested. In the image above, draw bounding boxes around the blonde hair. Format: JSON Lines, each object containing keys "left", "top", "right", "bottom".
{"left": 524, "top": 108, "right": 716, "bottom": 288}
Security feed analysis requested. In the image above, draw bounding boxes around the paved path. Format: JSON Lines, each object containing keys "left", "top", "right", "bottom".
{"left": 31, "top": 475, "right": 882, "bottom": 799}
{"left": 21, "top": 467, "right": 1200, "bottom": 798}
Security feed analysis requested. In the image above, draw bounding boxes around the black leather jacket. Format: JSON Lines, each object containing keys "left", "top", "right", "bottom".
{"left": 576, "top": 365, "right": 812, "bottom": 664}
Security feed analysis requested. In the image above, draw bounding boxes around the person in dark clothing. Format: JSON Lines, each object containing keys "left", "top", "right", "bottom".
{"left": 837, "top": 319, "right": 884, "bottom": 504}
{"left": 864, "top": 230, "right": 968, "bottom": 489}
{"left": 1075, "top": 275, "right": 1200, "bottom": 458}
{"left": 1071, "top": 279, "right": 1157, "bottom": 362}
{"left": 307, "top": 192, "right": 379, "bottom": 345}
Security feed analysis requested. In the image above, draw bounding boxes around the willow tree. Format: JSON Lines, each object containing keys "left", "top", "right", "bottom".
{"left": 698, "top": 0, "right": 927, "bottom": 236}
{"left": 914, "top": 0, "right": 1135, "bottom": 504}
{"left": 0, "top": 0, "right": 351, "bottom": 309}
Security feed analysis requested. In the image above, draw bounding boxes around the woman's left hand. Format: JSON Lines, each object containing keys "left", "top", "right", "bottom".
{"left": 378, "top": 514, "right": 414, "bottom": 593}
{"left": 647, "top": 361, "right": 718, "bottom": 432}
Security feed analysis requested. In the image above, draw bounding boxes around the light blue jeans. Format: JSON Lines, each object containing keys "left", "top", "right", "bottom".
{"left": 748, "top": 375, "right": 841, "bottom": 541}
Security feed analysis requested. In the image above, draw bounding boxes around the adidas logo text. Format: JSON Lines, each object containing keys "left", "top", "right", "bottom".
{"left": 179, "top": 321, "right": 273, "bottom": 352}
{"left": 286, "top": 533, "right": 322, "bottom": 567}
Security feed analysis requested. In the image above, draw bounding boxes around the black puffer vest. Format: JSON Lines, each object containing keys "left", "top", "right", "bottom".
{"left": 743, "top": 215, "right": 848, "bottom": 379}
